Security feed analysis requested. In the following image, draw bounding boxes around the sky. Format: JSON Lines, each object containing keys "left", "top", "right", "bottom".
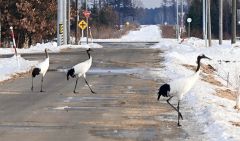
{"left": 140, "top": 0, "right": 162, "bottom": 9}
{"left": 139, "top": 0, "right": 188, "bottom": 9}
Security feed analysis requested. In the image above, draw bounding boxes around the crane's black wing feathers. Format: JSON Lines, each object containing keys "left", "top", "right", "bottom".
{"left": 158, "top": 83, "right": 170, "bottom": 100}
{"left": 32, "top": 68, "right": 41, "bottom": 77}
{"left": 67, "top": 68, "right": 75, "bottom": 80}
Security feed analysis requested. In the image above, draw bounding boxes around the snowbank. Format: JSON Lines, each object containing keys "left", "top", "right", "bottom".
{"left": 152, "top": 38, "right": 240, "bottom": 141}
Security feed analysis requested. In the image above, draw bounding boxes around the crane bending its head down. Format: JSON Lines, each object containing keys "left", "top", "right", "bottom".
{"left": 157, "top": 54, "right": 211, "bottom": 126}
{"left": 31, "top": 49, "right": 49, "bottom": 92}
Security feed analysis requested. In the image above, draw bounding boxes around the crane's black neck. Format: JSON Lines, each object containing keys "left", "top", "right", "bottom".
{"left": 195, "top": 54, "right": 210, "bottom": 72}
{"left": 45, "top": 49, "right": 49, "bottom": 58}
{"left": 196, "top": 56, "right": 201, "bottom": 72}
{"left": 86, "top": 50, "right": 91, "bottom": 59}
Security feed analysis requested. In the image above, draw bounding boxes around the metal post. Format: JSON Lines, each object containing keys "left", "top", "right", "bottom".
{"left": 203, "top": 0, "right": 208, "bottom": 47}
{"left": 181, "top": 0, "right": 183, "bottom": 37}
{"left": 63, "top": 0, "right": 67, "bottom": 45}
{"left": 75, "top": 0, "right": 79, "bottom": 45}
{"left": 10, "top": 26, "right": 19, "bottom": 67}
{"left": 188, "top": 22, "right": 190, "bottom": 38}
{"left": 232, "top": 0, "right": 237, "bottom": 44}
{"left": 187, "top": 18, "right": 192, "bottom": 38}
{"left": 176, "top": 0, "right": 179, "bottom": 41}
{"left": 57, "top": 0, "right": 64, "bottom": 46}
{"left": 86, "top": 0, "right": 89, "bottom": 44}
{"left": 203, "top": 0, "right": 205, "bottom": 39}
{"left": 207, "top": 0, "right": 211, "bottom": 47}
{"left": 10, "top": 27, "right": 17, "bottom": 56}
{"left": 67, "top": 0, "right": 71, "bottom": 44}
{"left": 219, "top": 0, "right": 223, "bottom": 45}
{"left": 0, "top": 11, "right": 1, "bottom": 48}
{"left": 89, "top": 27, "right": 93, "bottom": 44}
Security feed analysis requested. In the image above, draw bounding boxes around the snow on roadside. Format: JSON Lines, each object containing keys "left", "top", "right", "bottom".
{"left": 0, "top": 55, "right": 37, "bottom": 82}
{"left": 0, "top": 41, "right": 102, "bottom": 83}
{"left": 151, "top": 38, "right": 240, "bottom": 141}
{"left": 0, "top": 42, "right": 102, "bottom": 55}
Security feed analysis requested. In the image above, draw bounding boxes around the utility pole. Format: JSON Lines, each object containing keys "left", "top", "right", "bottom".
{"left": 203, "top": 0, "right": 208, "bottom": 47}
{"left": 203, "top": 0, "right": 205, "bottom": 42}
{"left": 176, "top": 0, "right": 179, "bottom": 41}
{"left": 219, "top": 0, "right": 223, "bottom": 45}
{"left": 63, "top": 0, "right": 67, "bottom": 45}
{"left": 57, "top": 0, "right": 64, "bottom": 46}
{"left": 86, "top": 0, "right": 89, "bottom": 44}
{"left": 67, "top": 0, "right": 70, "bottom": 44}
{"left": 181, "top": 0, "right": 183, "bottom": 38}
{"left": 75, "top": 0, "right": 79, "bottom": 45}
{"left": 207, "top": 0, "right": 211, "bottom": 47}
{"left": 232, "top": 0, "right": 236, "bottom": 44}
{"left": 0, "top": 11, "right": 1, "bottom": 48}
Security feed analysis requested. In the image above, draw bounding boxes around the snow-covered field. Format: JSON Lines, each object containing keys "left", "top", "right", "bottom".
{"left": 0, "top": 25, "right": 240, "bottom": 140}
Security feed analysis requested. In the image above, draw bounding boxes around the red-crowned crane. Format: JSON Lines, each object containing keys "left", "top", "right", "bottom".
{"left": 157, "top": 54, "right": 211, "bottom": 126}
{"left": 31, "top": 48, "right": 49, "bottom": 92}
{"left": 67, "top": 48, "right": 96, "bottom": 94}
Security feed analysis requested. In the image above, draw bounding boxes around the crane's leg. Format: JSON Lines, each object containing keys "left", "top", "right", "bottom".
{"left": 166, "top": 96, "right": 183, "bottom": 122}
{"left": 31, "top": 77, "right": 34, "bottom": 91}
{"left": 73, "top": 78, "right": 79, "bottom": 93}
{"left": 177, "top": 100, "right": 182, "bottom": 126}
{"left": 40, "top": 76, "right": 44, "bottom": 92}
{"left": 83, "top": 77, "right": 96, "bottom": 94}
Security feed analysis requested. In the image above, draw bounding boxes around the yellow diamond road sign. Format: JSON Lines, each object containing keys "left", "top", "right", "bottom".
{"left": 78, "top": 20, "right": 87, "bottom": 30}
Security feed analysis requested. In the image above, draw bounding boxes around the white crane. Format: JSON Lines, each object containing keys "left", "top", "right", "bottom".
{"left": 67, "top": 48, "right": 96, "bottom": 94}
{"left": 31, "top": 48, "right": 49, "bottom": 92}
{"left": 157, "top": 54, "right": 211, "bottom": 126}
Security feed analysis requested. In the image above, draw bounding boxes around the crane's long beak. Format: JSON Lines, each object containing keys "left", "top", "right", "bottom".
{"left": 157, "top": 93, "right": 161, "bottom": 101}
{"left": 205, "top": 56, "right": 211, "bottom": 60}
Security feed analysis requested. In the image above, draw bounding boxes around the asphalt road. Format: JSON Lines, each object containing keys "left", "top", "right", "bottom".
{"left": 0, "top": 43, "right": 204, "bottom": 141}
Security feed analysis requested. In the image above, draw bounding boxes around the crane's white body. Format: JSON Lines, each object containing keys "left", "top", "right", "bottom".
{"left": 67, "top": 48, "right": 95, "bottom": 94}
{"left": 169, "top": 71, "right": 200, "bottom": 100}
{"left": 31, "top": 49, "right": 49, "bottom": 92}
{"left": 157, "top": 54, "right": 211, "bottom": 126}
{"left": 73, "top": 56, "right": 92, "bottom": 78}
{"left": 36, "top": 57, "right": 49, "bottom": 76}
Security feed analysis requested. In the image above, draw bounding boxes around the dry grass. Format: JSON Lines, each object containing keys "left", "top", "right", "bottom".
{"left": 202, "top": 74, "right": 223, "bottom": 87}
{"left": 0, "top": 70, "right": 31, "bottom": 84}
{"left": 183, "top": 64, "right": 223, "bottom": 87}
{"left": 215, "top": 89, "right": 236, "bottom": 101}
{"left": 182, "top": 63, "right": 237, "bottom": 101}
{"left": 230, "top": 121, "right": 240, "bottom": 127}
{"left": 160, "top": 25, "right": 176, "bottom": 38}
{"left": 91, "top": 23, "right": 139, "bottom": 39}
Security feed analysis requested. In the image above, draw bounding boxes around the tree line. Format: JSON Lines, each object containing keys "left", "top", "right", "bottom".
{"left": 0, "top": 0, "right": 138, "bottom": 48}
{"left": 186, "top": 0, "right": 240, "bottom": 39}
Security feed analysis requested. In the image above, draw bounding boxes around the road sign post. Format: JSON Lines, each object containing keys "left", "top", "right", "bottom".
{"left": 83, "top": 10, "right": 91, "bottom": 44}
{"left": 57, "top": 0, "right": 64, "bottom": 46}
{"left": 187, "top": 18, "right": 192, "bottom": 38}
{"left": 9, "top": 26, "right": 17, "bottom": 56}
{"left": 10, "top": 26, "right": 19, "bottom": 67}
